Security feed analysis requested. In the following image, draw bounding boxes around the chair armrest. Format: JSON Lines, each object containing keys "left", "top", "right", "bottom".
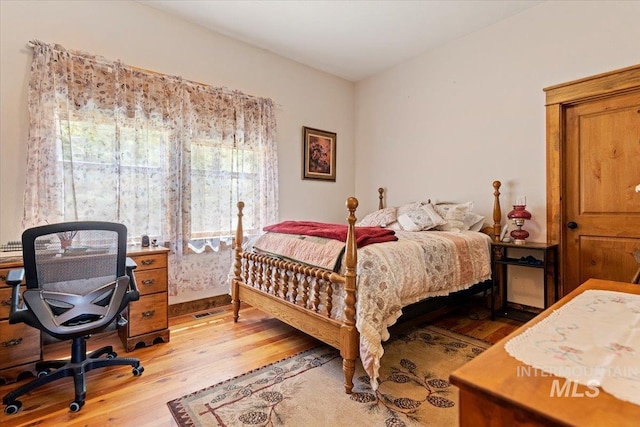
{"left": 126, "top": 257, "right": 138, "bottom": 271}
{"left": 5, "top": 269, "right": 26, "bottom": 321}
{"left": 125, "top": 257, "right": 140, "bottom": 301}
{"left": 5, "top": 268, "right": 24, "bottom": 286}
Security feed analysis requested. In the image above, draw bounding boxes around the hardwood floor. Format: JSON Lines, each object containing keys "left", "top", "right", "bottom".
{"left": 0, "top": 300, "right": 521, "bottom": 426}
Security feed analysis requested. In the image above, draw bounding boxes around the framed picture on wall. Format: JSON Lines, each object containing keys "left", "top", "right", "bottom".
{"left": 302, "top": 126, "right": 336, "bottom": 181}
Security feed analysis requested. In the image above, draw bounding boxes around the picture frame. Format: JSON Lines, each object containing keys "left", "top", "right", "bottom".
{"left": 302, "top": 126, "right": 336, "bottom": 181}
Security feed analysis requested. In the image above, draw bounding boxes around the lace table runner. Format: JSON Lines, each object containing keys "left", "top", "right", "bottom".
{"left": 505, "top": 289, "right": 640, "bottom": 405}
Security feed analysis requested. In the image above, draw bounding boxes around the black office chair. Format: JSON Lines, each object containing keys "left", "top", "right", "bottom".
{"left": 2, "top": 222, "right": 144, "bottom": 414}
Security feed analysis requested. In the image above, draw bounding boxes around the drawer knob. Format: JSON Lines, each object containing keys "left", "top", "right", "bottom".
{"left": 2, "top": 337, "right": 23, "bottom": 347}
{"left": 142, "top": 310, "right": 156, "bottom": 318}
{"left": 141, "top": 279, "right": 155, "bottom": 286}
{"left": 141, "top": 259, "right": 156, "bottom": 266}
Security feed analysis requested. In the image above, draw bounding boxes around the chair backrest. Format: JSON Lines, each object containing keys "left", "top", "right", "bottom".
{"left": 20, "top": 222, "right": 131, "bottom": 338}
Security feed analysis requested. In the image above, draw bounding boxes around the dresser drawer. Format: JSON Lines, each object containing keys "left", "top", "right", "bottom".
{"left": 127, "top": 293, "right": 168, "bottom": 337}
{"left": 131, "top": 253, "right": 167, "bottom": 272}
{"left": 0, "top": 321, "right": 40, "bottom": 369}
{"left": 133, "top": 268, "right": 167, "bottom": 296}
{"left": 119, "top": 247, "right": 170, "bottom": 350}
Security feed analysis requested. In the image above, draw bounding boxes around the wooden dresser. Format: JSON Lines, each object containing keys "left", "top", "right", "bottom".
{"left": 118, "top": 246, "right": 170, "bottom": 352}
{"left": 0, "top": 246, "right": 170, "bottom": 384}
{"left": 0, "top": 258, "right": 40, "bottom": 384}
{"left": 450, "top": 279, "right": 640, "bottom": 426}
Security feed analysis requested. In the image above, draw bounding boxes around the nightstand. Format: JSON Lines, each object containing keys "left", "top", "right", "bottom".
{"left": 491, "top": 241, "right": 558, "bottom": 321}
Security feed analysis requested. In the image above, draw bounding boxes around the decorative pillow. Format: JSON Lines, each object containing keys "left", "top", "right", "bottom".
{"left": 436, "top": 201, "right": 474, "bottom": 213}
{"left": 434, "top": 202, "right": 474, "bottom": 232}
{"left": 356, "top": 207, "right": 397, "bottom": 227}
{"left": 397, "top": 201, "right": 422, "bottom": 216}
{"left": 464, "top": 212, "right": 485, "bottom": 232}
{"left": 396, "top": 204, "right": 446, "bottom": 232}
{"left": 386, "top": 221, "right": 404, "bottom": 231}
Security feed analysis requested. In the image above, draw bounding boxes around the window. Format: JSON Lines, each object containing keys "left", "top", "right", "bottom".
{"left": 58, "top": 112, "right": 168, "bottom": 239}
{"left": 190, "top": 142, "right": 259, "bottom": 238}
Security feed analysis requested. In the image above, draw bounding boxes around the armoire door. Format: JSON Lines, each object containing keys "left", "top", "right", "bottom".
{"left": 564, "top": 90, "right": 640, "bottom": 294}
{"left": 546, "top": 64, "right": 640, "bottom": 298}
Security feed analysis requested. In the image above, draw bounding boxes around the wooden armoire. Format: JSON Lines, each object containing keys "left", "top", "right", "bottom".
{"left": 545, "top": 64, "right": 640, "bottom": 297}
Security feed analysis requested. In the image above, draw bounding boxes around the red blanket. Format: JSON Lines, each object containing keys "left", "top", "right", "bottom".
{"left": 263, "top": 221, "right": 397, "bottom": 248}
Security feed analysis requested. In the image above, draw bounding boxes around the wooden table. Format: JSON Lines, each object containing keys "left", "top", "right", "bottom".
{"left": 450, "top": 278, "right": 640, "bottom": 426}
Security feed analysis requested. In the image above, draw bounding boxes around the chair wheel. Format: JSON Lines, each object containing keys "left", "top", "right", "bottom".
{"left": 132, "top": 365, "right": 144, "bottom": 376}
{"left": 69, "top": 400, "right": 84, "bottom": 412}
{"left": 4, "top": 401, "right": 22, "bottom": 414}
{"left": 107, "top": 351, "right": 117, "bottom": 359}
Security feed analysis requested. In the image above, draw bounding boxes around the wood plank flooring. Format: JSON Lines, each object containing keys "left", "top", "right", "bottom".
{"left": 0, "top": 301, "right": 521, "bottom": 426}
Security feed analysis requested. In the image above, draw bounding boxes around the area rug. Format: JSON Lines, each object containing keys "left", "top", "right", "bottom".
{"left": 167, "top": 325, "right": 489, "bottom": 427}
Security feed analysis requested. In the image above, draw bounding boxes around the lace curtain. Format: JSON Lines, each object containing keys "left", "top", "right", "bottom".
{"left": 23, "top": 41, "right": 278, "bottom": 295}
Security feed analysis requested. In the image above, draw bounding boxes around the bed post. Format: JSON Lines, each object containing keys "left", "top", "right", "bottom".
{"left": 378, "top": 188, "right": 384, "bottom": 210}
{"left": 341, "top": 197, "right": 359, "bottom": 394}
{"left": 232, "top": 201, "right": 244, "bottom": 322}
{"left": 492, "top": 181, "right": 502, "bottom": 242}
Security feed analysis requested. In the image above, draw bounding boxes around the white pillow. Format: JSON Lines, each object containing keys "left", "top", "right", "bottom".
{"left": 387, "top": 201, "right": 423, "bottom": 230}
{"left": 396, "top": 204, "right": 446, "bottom": 232}
{"left": 386, "top": 221, "right": 403, "bottom": 231}
{"left": 356, "top": 207, "right": 397, "bottom": 227}
{"left": 434, "top": 202, "right": 473, "bottom": 232}
{"left": 464, "top": 212, "right": 485, "bottom": 232}
{"left": 397, "top": 201, "right": 422, "bottom": 216}
{"left": 436, "top": 201, "right": 474, "bottom": 213}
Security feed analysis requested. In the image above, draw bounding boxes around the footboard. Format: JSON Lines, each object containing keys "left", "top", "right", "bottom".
{"left": 231, "top": 198, "right": 359, "bottom": 393}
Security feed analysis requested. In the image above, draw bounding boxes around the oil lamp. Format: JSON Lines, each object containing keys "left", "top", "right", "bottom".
{"left": 507, "top": 196, "right": 532, "bottom": 245}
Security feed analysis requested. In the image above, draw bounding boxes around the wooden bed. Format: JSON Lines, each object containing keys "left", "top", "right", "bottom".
{"left": 231, "top": 180, "right": 503, "bottom": 394}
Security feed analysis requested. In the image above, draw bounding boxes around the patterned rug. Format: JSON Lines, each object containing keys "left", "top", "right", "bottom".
{"left": 167, "top": 325, "right": 489, "bottom": 427}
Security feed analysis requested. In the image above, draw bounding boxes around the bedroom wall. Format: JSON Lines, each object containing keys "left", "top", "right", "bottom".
{"left": 0, "top": 0, "right": 355, "bottom": 243}
{"left": 353, "top": 0, "right": 640, "bottom": 308}
{"left": 354, "top": 0, "right": 640, "bottom": 240}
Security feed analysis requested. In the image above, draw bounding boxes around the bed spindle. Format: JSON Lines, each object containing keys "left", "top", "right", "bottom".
{"left": 284, "top": 268, "right": 293, "bottom": 302}
{"left": 313, "top": 278, "right": 320, "bottom": 313}
{"left": 300, "top": 271, "right": 310, "bottom": 308}
{"left": 326, "top": 281, "right": 333, "bottom": 318}
{"left": 242, "top": 258, "right": 250, "bottom": 288}
{"left": 256, "top": 261, "right": 264, "bottom": 292}
{"left": 273, "top": 264, "right": 281, "bottom": 298}
{"left": 269, "top": 263, "right": 275, "bottom": 293}
{"left": 291, "top": 271, "right": 299, "bottom": 304}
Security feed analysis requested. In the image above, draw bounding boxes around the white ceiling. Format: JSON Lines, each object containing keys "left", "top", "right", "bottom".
{"left": 139, "top": 0, "right": 543, "bottom": 82}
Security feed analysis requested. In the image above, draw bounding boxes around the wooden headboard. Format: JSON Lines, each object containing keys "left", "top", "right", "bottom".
{"left": 376, "top": 181, "right": 502, "bottom": 241}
